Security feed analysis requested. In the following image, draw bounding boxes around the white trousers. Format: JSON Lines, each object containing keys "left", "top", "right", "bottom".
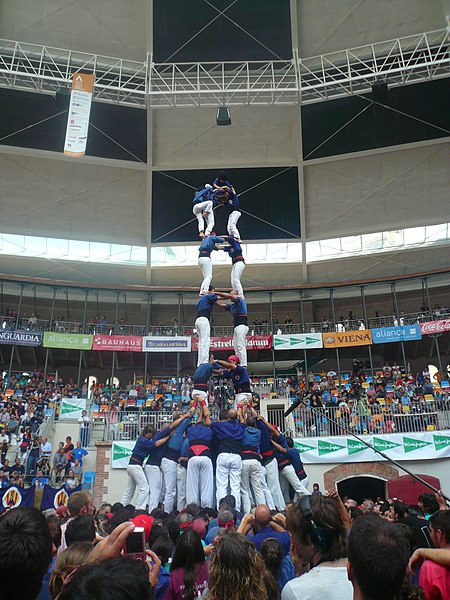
{"left": 241, "top": 459, "right": 265, "bottom": 514}
{"left": 259, "top": 464, "right": 275, "bottom": 510}
{"left": 198, "top": 257, "right": 213, "bottom": 295}
{"left": 264, "top": 458, "right": 285, "bottom": 510}
{"left": 144, "top": 464, "right": 162, "bottom": 512}
{"left": 161, "top": 457, "right": 178, "bottom": 513}
{"left": 227, "top": 210, "right": 241, "bottom": 239}
{"left": 193, "top": 201, "right": 214, "bottom": 235}
{"left": 233, "top": 324, "right": 249, "bottom": 367}
{"left": 122, "top": 464, "right": 149, "bottom": 510}
{"left": 231, "top": 261, "right": 245, "bottom": 298}
{"left": 186, "top": 455, "right": 214, "bottom": 508}
{"left": 280, "top": 465, "right": 309, "bottom": 501}
{"left": 216, "top": 453, "right": 242, "bottom": 511}
{"left": 176, "top": 464, "right": 187, "bottom": 511}
{"left": 195, "top": 316, "right": 211, "bottom": 366}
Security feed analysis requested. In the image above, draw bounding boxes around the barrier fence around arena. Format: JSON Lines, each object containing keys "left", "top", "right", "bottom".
{"left": 1, "top": 308, "right": 448, "bottom": 338}
{"left": 87, "top": 399, "right": 450, "bottom": 444}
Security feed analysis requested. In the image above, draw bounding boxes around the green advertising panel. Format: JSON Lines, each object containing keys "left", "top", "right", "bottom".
{"left": 43, "top": 332, "right": 93, "bottom": 350}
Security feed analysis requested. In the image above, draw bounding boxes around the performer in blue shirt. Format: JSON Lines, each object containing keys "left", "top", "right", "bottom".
{"left": 272, "top": 433, "right": 309, "bottom": 502}
{"left": 222, "top": 235, "right": 245, "bottom": 298}
{"left": 198, "top": 235, "right": 226, "bottom": 295}
{"left": 186, "top": 403, "right": 215, "bottom": 508}
{"left": 224, "top": 296, "right": 249, "bottom": 367}
{"left": 216, "top": 355, "right": 252, "bottom": 406}
{"left": 195, "top": 288, "right": 236, "bottom": 366}
{"left": 214, "top": 189, "right": 241, "bottom": 242}
{"left": 192, "top": 354, "right": 222, "bottom": 405}
{"left": 121, "top": 413, "right": 190, "bottom": 510}
{"left": 192, "top": 185, "right": 214, "bottom": 239}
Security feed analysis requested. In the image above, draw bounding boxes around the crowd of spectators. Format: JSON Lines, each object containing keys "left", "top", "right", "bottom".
{"left": 0, "top": 485, "right": 448, "bottom": 599}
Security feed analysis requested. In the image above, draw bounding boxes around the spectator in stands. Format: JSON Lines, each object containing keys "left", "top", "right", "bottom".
{"left": 72, "top": 441, "right": 88, "bottom": 466}
{"left": 347, "top": 514, "right": 411, "bottom": 600}
{"left": 32, "top": 469, "right": 49, "bottom": 490}
{"left": 0, "top": 507, "right": 52, "bottom": 600}
{"left": 10, "top": 456, "right": 25, "bottom": 477}
{"left": 282, "top": 495, "right": 352, "bottom": 600}
{"left": 78, "top": 410, "right": 91, "bottom": 447}
{"left": 53, "top": 448, "right": 68, "bottom": 483}
{"left": 206, "top": 531, "right": 278, "bottom": 600}
{"left": 40, "top": 436, "right": 52, "bottom": 460}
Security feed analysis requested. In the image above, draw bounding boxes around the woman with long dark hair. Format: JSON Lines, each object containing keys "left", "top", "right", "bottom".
{"left": 165, "top": 529, "right": 208, "bottom": 600}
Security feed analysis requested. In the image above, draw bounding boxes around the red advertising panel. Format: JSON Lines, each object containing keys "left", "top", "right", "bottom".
{"left": 92, "top": 335, "right": 142, "bottom": 352}
{"left": 191, "top": 335, "right": 272, "bottom": 352}
{"left": 419, "top": 320, "right": 450, "bottom": 335}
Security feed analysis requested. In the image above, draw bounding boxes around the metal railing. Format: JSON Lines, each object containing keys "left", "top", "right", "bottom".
{"left": 293, "top": 400, "right": 450, "bottom": 438}
{"left": 88, "top": 399, "right": 450, "bottom": 442}
{"left": 1, "top": 309, "right": 447, "bottom": 338}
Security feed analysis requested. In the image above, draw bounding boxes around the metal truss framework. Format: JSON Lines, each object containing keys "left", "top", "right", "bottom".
{"left": 0, "top": 29, "right": 448, "bottom": 108}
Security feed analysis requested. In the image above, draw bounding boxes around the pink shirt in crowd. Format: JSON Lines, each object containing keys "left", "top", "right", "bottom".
{"left": 164, "top": 562, "right": 209, "bottom": 600}
{"left": 419, "top": 559, "right": 450, "bottom": 600}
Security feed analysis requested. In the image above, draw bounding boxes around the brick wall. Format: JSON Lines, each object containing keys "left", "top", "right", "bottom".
{"left": 93, "top": 441, "right": 112, "bottom": 507}
{"left": 323, "top": 462, "right": 399, "bottom": 490}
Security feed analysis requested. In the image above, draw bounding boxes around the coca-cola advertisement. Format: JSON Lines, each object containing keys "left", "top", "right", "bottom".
{"left": 191, "top": 335, "right": 272, "bottom": 352}
{"left": 419, "top": 320, "right": 450, "bottom": 335}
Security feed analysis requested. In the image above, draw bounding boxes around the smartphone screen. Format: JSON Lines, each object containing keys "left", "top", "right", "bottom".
{"left": 124, "top": 527, "right": 145, "bottom": 560}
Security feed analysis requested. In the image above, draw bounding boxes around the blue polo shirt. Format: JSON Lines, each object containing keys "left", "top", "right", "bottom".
{"left": 222, "top": 365, "right": 251, "bottom": 393}
{"left": 224, "top": 237, "right": 244, "bottom": 264}
{"left": 193, "top": 362, "right": 221, "bottom": 390}
{"left": 196, "top": 294, "right": 219, "bottom": 320}
{"left": 211, "top": 420, "right": 245, "bottom": 454}
{"left": 224, "top": 298, "right": 247, "bottom": 326}
{"left": 198, "top": 236, "right": 225, "bottom": 258}
{"left": 248, "top": 527, "right": 291, "bottom": 556}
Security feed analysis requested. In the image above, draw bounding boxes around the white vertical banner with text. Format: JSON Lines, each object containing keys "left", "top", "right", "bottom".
{"left": 64, "top": 72, "right": 94, "bottom": 157}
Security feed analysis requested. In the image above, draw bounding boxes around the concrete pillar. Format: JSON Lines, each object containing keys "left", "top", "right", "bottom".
{"left": 93, "top": 441, "right": 112, "bottom": 507}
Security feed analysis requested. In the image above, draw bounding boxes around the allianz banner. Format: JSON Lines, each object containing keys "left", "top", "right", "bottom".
{"left": 274, "top": 333, "right": 323, "bottom": 350}
{"left": 112, "top": 441, "right": 134, "bottom": 468}
{"left": 92, "top": 335, "right": 143, "bottom": 352}
{"left": 294, "top": 430, "right": 450, "bottom": 464}
{"left": 322, "top": 329, "right": 372, "bottom": 348}
{"left": 142, "top": 336, "right": 191, "bottom": 353}
{"left": 43, "top": 332, "right": 93, "bottom": 350}
{"left": 420, "top": 319, "right": 450, "bottom": 335}
{"left": 191, "top": 335, "right": 272, "bottom": 352}
{"left": 371, "top": 324, "right": 422, "bottom": 344}
{"left": 0, "top": 330, "right": 43, "bottom": 346}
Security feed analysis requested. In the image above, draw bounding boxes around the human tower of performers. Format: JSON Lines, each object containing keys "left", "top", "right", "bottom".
{"left": 122, "top": 172, "right": 310, "bottom": 513}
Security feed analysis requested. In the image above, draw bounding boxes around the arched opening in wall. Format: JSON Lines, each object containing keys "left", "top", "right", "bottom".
{"left": 85, "top": 376, "right": 97, "bottom": 395}
{"left": 106, "top": 377, "right": 120, "bottom": 388}
{"left": 337, "top": 476, "right": 386, "bottom": 504}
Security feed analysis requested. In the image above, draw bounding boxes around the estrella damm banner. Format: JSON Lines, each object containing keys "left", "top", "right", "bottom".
{"left": 322, "top": 329, "right": 372, "bottom": 348}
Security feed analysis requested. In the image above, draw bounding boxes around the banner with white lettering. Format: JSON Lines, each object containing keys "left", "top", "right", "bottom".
{"left": 142, "top": 337, "right": 191, "bottom": 352}
{"left": 59, "top": 397, "right": 86, "bottom": 420}
{"left": 191, "top": 336, "right": 272, "bottom": 352}
{"left": 273, "top": 333, "right": 323, "bottom": 350}
{"left": 92, "top": 335, "right": 142, "bottom": 352}
{"left": 0, "top": 330, "right": 43, "bottom": 346}
{"left": 111, "top": 441, "right": 134, "bottom": 468}
{"left": 293, "top": 431, "right": 450, "bottom": 464}
{"left": 64, "top": 72, "right": 94, "bottom": 157}
{"left": 371, "top": 324, "right": 422, "bottom": 344}
{"left": 420, "top": 320, "right": 450, "bottom": 335}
